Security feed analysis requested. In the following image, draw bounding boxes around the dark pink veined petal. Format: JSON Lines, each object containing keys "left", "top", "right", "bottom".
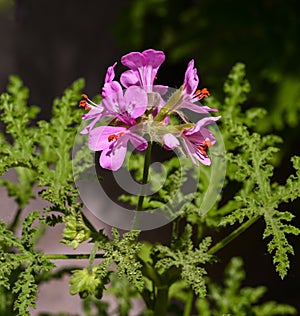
{"left": 123, "top": 86, "right": 148, "bottom": 119}
{"left": 88, "top": 126, "right": 126, "bottom": 151}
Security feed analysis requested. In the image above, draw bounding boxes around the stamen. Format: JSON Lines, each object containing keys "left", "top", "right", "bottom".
{"left": 197, "top": 138, "right": 212, "bottom": 156}
{"left": 108, "top": 134, "right": 118, "bottom": 142}
{"left": 79, "top": 100, "right": 91, "bottom": 111}
{"left": 194, "top": 88, "right": 210, "bottom": 100}
{"left": 108, "top": 132, "right": 125, "bottom": 142}
{"left": 80, "top": 93, "right": 98, "bottom": 107}
{"left": 204, "top": 138, "right": 212, "bottom": 147}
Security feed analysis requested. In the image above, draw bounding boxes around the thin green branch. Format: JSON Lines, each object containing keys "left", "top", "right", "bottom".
{"left": 208, "top": 216, "right": 260, "bottom": 255}
{"left": 43, "top": 253, "right": 104, "bottom": 260}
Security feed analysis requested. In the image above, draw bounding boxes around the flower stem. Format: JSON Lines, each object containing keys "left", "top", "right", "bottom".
{"left": 137, "top": 141, "right": 153, "bottom": 212}
{"left": 208, "top": 216, "right": 260, "bottom": 255}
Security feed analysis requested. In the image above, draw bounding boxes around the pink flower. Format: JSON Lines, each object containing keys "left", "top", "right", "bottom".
{"left": 162, "top": 116, "right": 221, "bottom": 166}
{"left": 120, "top": 49, "right": 165, "bottom": 92}
{"left": 88, "top": 126, "right": 148, "bottom": 171}
{"left": 80, "top": 63, "right": 118, "bottom": 134}
{"left": 180, "top": 60, "right": 217, "bottom": 114}
{"left": 102, "top": 85, "right": 148, "bottom": 126}
{"left": 81, "top": 63, "right": 148, "bottom": 133}
{"left": 84, "top": 81, "right": 148, "bottom": 171}
{"left": 182, "top": 116, "right": 221, "bottom": 166}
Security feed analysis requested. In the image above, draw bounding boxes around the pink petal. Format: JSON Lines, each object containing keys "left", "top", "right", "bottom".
{"left": 126, "top": 132, "right": 148, "bottom": 151}
{"left": 181, "top": 138, "right": 198, "bottom": 166}
{"left": 185, "top": 116, "right": 221, "bottom": 135}
{"left": 163, "top": 134, "right": 179, "bottom": 150}
{"left": 102, "top": 80, "right": 123, "bottom": 99}
{"left": 88, "top": 126, "right": 126, "bottom": 151}
{"left": 183, "top": 60, "right": 199, "bottom": 95}
{"left": 123, "top": 86, "right": 148, "bottom": 118}
{"left": 80, "top": 119, "right": 99, "bottom": 135}
{"left": 120, "top": 70, "right": 139, "bottom": 88}
{"left": 100, "top": 141, "right": 127, "bottom": 171}
{"left": 181, "top": 101, "right": 218, "bottom": 114}
{"left": 195, "top": 152, "right": 211, "bottom": 166}
{"left": 104, "top": 62, "right": 117, "bottom": 83}
{"left": 143, "top": 49, "right": 165, "bottom": 68}
{"left": 121, "top": 52, "right": 145, "bottom": 69}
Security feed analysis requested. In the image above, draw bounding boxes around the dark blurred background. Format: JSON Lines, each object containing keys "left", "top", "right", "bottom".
{"left": 1, "top": 0, "right": 300, "bottom": 313}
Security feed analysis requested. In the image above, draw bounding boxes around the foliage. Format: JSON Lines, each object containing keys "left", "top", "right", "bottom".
{"left": 196, "top": 257, "right": 297, "bottom": 316}
{"left": 0, "top": 61, "right": 299, "bottom": 315}
{"left": 207, "top": 63, "right": 300, "bottom": 278}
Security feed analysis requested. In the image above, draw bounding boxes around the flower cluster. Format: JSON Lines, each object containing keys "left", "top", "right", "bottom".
{"left": 80, "top": 49, "right": 221, "bottom": 171}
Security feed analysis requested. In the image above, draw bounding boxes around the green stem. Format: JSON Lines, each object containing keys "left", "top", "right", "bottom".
{"left": 154, "top": 286, "right": 169, "bottom": 316}
{"left": 137, "top": 141, "right": 153, "bottom": 212}
{"left": 183, "top": 289, "right": 194, "bottom": 316}
{"left": 208, "top": 216, "right": 260, "bottom": 255}
{"left": 43, "top": 253, "right": 104, "bottom": 260}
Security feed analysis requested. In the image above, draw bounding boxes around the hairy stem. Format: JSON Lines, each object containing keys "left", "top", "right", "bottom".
{"left": 137, "top": 141, "right": 153, "bottom": 212}
{"left": 208, "top": 216, "right": 260, "bottom": 255}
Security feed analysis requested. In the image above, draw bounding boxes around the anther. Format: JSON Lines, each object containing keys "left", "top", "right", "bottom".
{"left": 108, "top": 134, "right": 119, "bottom": 142}
{"left": 79, "top": 100, "right": 91, "bottom": 110}
{"left": 197, "top": 138, "right": 212, "bottom": 156}
{"left": 195, "top": 88, "right": 210, "bottom": 100}
{"left": 108, "top": 132, "right": 125, "bottom": 142}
